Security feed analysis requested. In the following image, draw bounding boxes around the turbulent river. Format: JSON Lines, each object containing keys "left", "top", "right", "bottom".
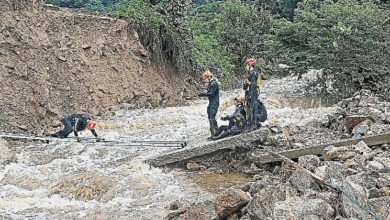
{"left": 0, "top": 77, "right": 338, "bottom": 219}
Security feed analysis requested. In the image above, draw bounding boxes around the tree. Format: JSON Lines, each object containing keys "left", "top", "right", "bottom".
{"left": 274, "top": 0, "right": 390, "bottom": 97}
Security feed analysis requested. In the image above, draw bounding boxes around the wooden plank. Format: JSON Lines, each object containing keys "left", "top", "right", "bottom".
{"left": 255, "top": 132, "right": 390, "bottom": 164}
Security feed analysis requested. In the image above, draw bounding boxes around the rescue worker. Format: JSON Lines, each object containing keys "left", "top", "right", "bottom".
{"left": 50, "top": 114, "right": 102, "bottom": 141}
{"left": 243, "top": 58, "right": 261, "bottom": 131}
{"left": 254, "top": 99, "right": 267, "bottom": 128}
{"left": 210, "top": 96, "right": 247, "bottom": 140}
{"left": 198, "top": 70, "right": 220, "bottom": 136}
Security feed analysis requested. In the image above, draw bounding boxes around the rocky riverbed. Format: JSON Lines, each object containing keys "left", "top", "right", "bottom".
{"left": 1, "top": 76, "right": 389, "bottom": 219}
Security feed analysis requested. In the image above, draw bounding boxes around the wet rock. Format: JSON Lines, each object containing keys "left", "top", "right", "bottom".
{"left": 341, "top": 181, "right": 370, "bottom": 219}
{"left": 314, "top": 161, "right": 347, "bottom": 182}
{"left": 363, "top": 149, "right": 382, "bottom": 161}
{"left": 373, "top": 157, "right": 390, "bottom": 168}
{"left": 168, "top": 200, "right": 184, "bottom": 210}
{"left": 368, "top": 197, "right": 390, "bottom": 220}
{"left": 241, "top": 182, "right": 251, "bottom": 192}
{"left": 247, "top": 183, "right": 298, "bottom": 219}
{"left": 186, "top": 162, "right": 206, "bottom": 171}
{"left": 354, "top": 141, "right": 372, "bottom": 154}
{"left": 269, "top": 125, "right": 282, "bottom": 133}
{"left": 272, "top": 197, "right": 334, "bottom": 219}
{"left": 298, "top": 155, "right": 320, "bottom": 172}
{"left": 165, "top": 208, "right": 186, "bottom": 220}
{"left": 367, "top": 161, "right": 385, "bottom": 171}
{"left": 368, "top": 187, "right": 381, "bottom": 199}
{"left": 179, "top": 201, "right": 218, "bottom": 220}
{"left": 288, "top": 169, "right": 318, "bottom": 193}
{"left": 227, "top": 213, "right": 239, "bottom": 220}
{"left": 239, "top": 214, "right": 251, "bottom": 220}
{"left": 322, "top": 145, "right": 357, "bottom": 161}
{"left": 214, "top": 189, "right": 250, "bottom": 218}
{"left": 0, "top": 138, "right": 12, "bottom": 167}
{"left": 268, "top": 134, "right": 288, "bottom": 146}
{"left": 344, "top": 116, "right": 374, "bottom": 132}
{"left": 248, "top": 175, "right": 272, "bottom": 196}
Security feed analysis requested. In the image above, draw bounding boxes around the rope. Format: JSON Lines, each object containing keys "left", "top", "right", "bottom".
{"left": 328, "top": 175, "right": 381, "bottom": 220}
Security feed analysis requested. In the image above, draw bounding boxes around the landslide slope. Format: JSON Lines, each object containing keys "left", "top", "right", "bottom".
{"left": 0, "top": 0, "right": 197, "bottom": 134}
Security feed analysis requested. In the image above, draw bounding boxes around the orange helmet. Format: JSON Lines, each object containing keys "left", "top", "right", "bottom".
{"left": 201, "top": 70, "right": 212, "bottom": 79}
{"left": 245, "top": 58, "right": 256, "bottom": 66}
{"left": 87, "top": 120, "right": 96, "bottom": 130}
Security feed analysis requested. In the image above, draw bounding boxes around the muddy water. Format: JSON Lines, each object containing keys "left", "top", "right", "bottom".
{"left": 0, "top": 76, "right": 338, "bottom": 219}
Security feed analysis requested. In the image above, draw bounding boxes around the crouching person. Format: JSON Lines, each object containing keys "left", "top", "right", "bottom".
{"left": 210, "top": 96, "right": 247, "bottom": 140}
{"left": 50, "top": 114, "right": 102, "bottom": 141}
{"left": 254, "top": 100, "right": 267, "bottom": 128}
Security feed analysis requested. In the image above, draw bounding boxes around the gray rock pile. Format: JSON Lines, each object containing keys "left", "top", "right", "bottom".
{"left": 166, "top": 139, "right": 389, "bottom": 219}
{"left": 241, "top": 140, "right": 389, "bottom": 219}
{"left": 323, "top": 89, "right": 390, "bottom": 138}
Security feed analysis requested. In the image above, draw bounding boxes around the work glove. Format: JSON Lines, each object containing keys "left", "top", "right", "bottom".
{"left": 221, "top": 116, "right": 228, "bottom": 121}
{"left": 198, "top": 93, "right": 206, "bottom": 97}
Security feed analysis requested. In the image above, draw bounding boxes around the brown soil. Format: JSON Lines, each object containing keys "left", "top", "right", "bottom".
{"left": 0, "top": 0, "right": 199, "bottom": 134}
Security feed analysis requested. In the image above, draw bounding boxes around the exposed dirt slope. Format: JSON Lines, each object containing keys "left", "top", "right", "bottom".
{"left": 0, "top": 0, "right": 197, "bottom": 134}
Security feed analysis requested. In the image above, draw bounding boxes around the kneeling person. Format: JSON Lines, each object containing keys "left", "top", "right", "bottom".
{"left": 211, "top": 97, "right": 247, "bottom": 140}
{"left": 50, "top": 114, "right": 101, "bottom": 140}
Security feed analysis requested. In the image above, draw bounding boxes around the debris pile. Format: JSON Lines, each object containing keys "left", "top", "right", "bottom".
{"left": 166, "top": 139, "right": 390, "bottom": 219}
{"left": 323, "top": 89, "right": 390, "bottom": 138}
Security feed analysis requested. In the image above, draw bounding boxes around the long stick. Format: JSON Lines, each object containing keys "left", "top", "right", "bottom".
{"left": 266, "top": 150, "right": 340, "bottom": 192}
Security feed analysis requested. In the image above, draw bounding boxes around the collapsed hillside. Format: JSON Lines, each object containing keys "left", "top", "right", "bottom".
{"left": 0, "top": 0, "right": 198, "bottom": 135}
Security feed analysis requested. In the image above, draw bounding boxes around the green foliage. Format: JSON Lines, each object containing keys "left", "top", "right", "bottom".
{"left": 274, "top": 0, "right": 390, "bottom": 97}
{"left": 44, "top": 0, "right": 128, "bottom": 13}
{"left": 189, "top": 0, "right": 273, "bottom": 85}
{"left": 216, "top": 1, "right": 272, "bottom": 74}
{"left": 254, "top": 0, "right": 303, "bottom": 21}
{"left": 118, "top": 0, "right": 196, "bottom": 74}
{"left": 45, "top": 0, "right": 389, "bottom": 96}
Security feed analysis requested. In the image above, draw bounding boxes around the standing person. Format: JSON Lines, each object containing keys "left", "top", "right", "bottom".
{"left": 243, "top": 58, "right": 261, "bottom": 131}
{"left": 198, "top": 70, "right": 220, "bottom": 137}
{"left": 50, "top": 114, "right": 102, "bottom": 141}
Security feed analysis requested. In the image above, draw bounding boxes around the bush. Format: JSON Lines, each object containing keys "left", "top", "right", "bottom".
{"left": 274, "top": 0, "right": 390, "bottom": 98}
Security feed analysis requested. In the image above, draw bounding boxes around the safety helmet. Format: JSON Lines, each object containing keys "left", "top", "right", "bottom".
{"left": 245, "top": 58, "right": 256, "bottom": 66}
{"left": 87, "top": 120, "right": 96, "bottom": 130}
{"left": 201, "top": 70, "right": 212, "bottom": 79}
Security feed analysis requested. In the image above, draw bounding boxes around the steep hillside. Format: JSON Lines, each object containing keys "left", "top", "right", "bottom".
{"left": 0, "top": 0, "right": 198, "bottom": 134}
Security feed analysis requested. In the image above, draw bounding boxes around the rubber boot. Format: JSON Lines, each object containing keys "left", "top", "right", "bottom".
{"left": 209, "top": 119, "right": 218, "bottom": 136}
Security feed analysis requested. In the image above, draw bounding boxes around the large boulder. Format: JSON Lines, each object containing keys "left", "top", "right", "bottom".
{"left": 247, "top": 183, "right": 298, "bottom": 219}
{"left": 178, "top": 201, "right": 218, "bottom": 220}
{"left": 288, "top": 170, "right": 317, "bottom": 193}
{"left": 272, "top": 197, "right": 334, "bottom": 219}
{"left": 341, "top": 181, "right": 370, "bottom": 219}
{"left": 213, "top": 189, "right": 250, "bottom": 218}
{"left": 369, "top": 196, "right": 390, "bottom": 220}
{"left": 298, "top": 155, "right": 320, "bottom": 172}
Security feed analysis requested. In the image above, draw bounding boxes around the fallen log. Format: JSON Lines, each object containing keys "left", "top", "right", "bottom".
{"left": 267, "top": 150, "right": 340, "bottom": 192}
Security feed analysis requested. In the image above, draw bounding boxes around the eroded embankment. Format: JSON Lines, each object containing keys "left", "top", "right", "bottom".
{"left": 0, "top": 0, "right": 197, "bottom": 135}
